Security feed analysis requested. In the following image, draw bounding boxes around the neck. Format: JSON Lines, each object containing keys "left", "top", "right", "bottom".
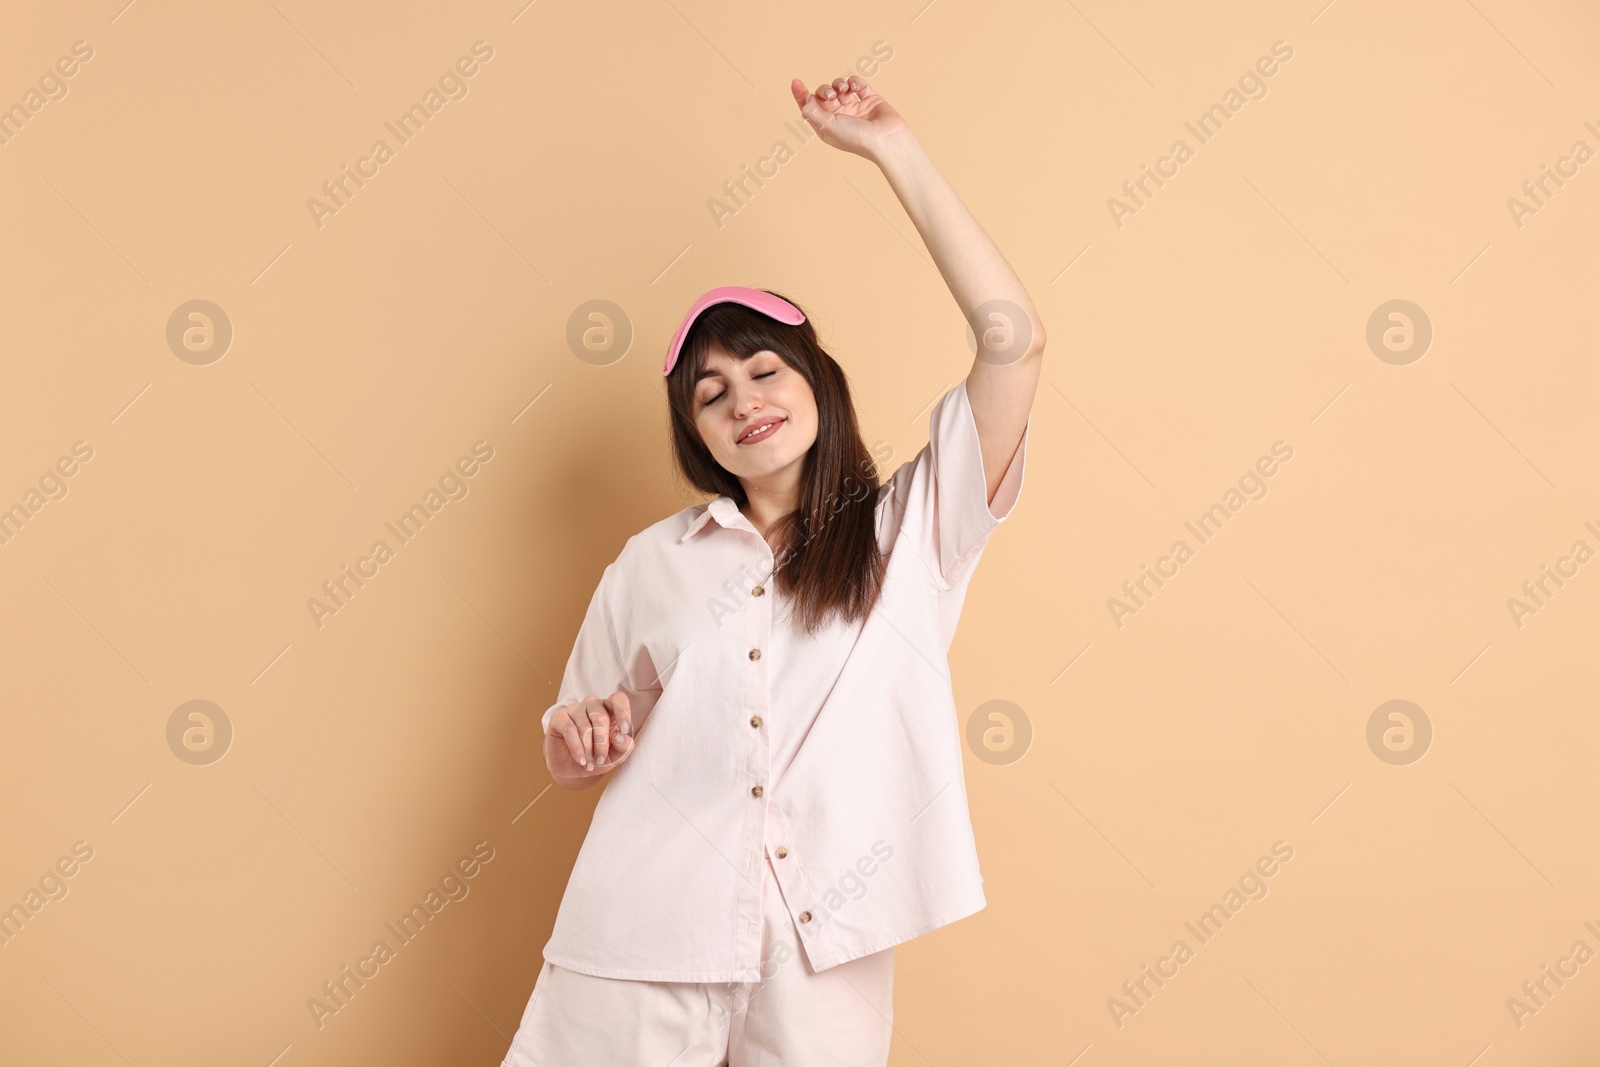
{"left": 738, "top": 471, "right": 802, "bottom": 542}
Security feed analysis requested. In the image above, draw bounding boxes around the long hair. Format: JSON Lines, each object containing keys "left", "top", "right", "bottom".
{"left": 665, "top": 291, "right": 888, "bottom": 635}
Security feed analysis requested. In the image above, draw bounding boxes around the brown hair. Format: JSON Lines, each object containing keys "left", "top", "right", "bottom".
{"left": 665, "top": 291, "right": 888, "bottom": 635}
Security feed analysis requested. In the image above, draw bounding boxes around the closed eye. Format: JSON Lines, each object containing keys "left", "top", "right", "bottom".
{"left": 703, "top": 370, "right": 777, "bottom": 407}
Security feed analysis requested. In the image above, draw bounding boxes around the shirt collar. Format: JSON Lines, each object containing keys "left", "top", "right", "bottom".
{"left": 678, "top": 496, "right": 752, "bottom": 543}
{"left": 680, "top": 483, "right": 897, "bottom": 544}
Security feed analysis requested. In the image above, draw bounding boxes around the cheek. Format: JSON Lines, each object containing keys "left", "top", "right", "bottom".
{"left": 779, "top": 382, "right": 815, "bottom": 419}
{"left": 795, "top": 395, "right": 819, "bottom": 432}
{"left": 695, "top": 413, "right": 728, "bottom": 452}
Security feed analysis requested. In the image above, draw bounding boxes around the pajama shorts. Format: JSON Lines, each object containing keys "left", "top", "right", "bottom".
{"left": 500, "top": 850, "right": 895, "bottom": 1067}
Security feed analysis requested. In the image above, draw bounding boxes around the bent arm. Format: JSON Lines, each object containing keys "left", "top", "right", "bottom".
{"left": 872, "top": 130, "right": 1045, "bottom": 506}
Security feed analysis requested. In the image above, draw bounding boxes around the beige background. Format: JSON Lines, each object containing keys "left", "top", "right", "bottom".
{"left": 1, "top": 0, "right": 1597, "bottom": 1064}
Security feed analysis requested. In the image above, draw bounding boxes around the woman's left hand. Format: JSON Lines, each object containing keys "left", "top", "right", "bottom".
{"left": 790, "top": 76, "right": 910, "bottom": 161}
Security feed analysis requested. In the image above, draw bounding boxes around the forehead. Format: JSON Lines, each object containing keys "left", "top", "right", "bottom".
{"left": 693, "top": 344, "right": 779, "bottom": 384}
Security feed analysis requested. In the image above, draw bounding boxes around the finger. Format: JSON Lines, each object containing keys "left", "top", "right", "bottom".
{"left": 572, "top": 696, "right": 603, "bottom": 770}
{"left": 813, "top": 82, "right": 840, "bottom": 107}
{"left": 832, "top": 77, "right": 858, "bottom": 104}
{"left": 585, "top": 703, "right": 611, "bottom": 766}
{"left": 608, "top": 726, "right": 633, "bottom": 764}
{"left": 607, "top": 691, "right": 633, "bottom": 742}
{"left": 548, "top": 702, "right": 585, "bottom": 766}
{"left": 791, "top": 79, "right": 831, "bottom": 129}
{"left": 798, "top": 87, "right": 840, "bottom": 133}
{"left": 798, "top": 99, "right": 828, "bottom": 131}
{"left": 556, "top": 717, "right": 588, "bottom": 771}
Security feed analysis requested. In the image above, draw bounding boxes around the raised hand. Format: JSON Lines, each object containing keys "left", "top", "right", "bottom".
{"left": 790, "top": 75, "right": 911, "bottom": 160}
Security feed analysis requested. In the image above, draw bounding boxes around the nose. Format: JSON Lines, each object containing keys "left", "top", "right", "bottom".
{"left": 731, "top": 380, "right": 763, "bottom": 420}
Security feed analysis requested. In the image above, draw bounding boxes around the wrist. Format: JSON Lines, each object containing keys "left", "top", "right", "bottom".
{"left": 552, "top": 768, "right": 595, "bottom": 790}
{"left": 871, "top": 127, "right": 924, "bottom": 171}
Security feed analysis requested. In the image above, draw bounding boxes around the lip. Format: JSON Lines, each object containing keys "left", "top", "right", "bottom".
{"left": 737, "top": 417, "right": 785, "bottom": 445}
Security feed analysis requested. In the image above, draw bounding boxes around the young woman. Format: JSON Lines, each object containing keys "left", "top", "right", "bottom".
{"left": 502, "top": 74, "right": 1045, "bottom": 1067}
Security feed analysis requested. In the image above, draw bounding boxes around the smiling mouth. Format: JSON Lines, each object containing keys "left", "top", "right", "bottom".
{"left": 738, "top": 419, "right": 784, "bottom": 444}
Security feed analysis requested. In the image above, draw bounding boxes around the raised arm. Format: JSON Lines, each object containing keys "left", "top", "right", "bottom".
{"left": 792, "top": 75, "right": 1046, "bottom": 506}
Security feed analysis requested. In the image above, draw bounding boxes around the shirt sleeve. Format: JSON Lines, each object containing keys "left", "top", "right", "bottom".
{"left": 539, "top": 561, "right": 661, "bottom": 736}
{"left": 889, "top": 376, "right": 1030, "bottom": 590}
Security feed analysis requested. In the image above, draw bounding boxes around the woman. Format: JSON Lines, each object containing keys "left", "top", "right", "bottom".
{"left": 503, "top": 74, "right": 1045, "bottom": 1067}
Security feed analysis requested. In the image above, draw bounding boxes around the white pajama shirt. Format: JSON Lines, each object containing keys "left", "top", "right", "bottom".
{"left": 537, "top": 376, "right": 1030, "bottom": 983}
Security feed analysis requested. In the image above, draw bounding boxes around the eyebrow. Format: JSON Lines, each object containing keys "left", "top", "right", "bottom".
{"left": 693, "top": 353, "right": 772, "bottom": 385}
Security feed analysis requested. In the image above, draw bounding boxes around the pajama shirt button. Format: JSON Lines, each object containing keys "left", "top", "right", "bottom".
{"left": 751, "top": 785, "right": 764, "bottom": 797}
{"left": 748, "top": 648, "right": 762, "bottom": 660}
{"left": 749, "top": 715, "right": 762, "bottom": 728}
{"left": 775, "top": 847, "right": 788, "bottom": 858}
{"left": 798, "top": 911, "right": 811, "bottom": 923}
